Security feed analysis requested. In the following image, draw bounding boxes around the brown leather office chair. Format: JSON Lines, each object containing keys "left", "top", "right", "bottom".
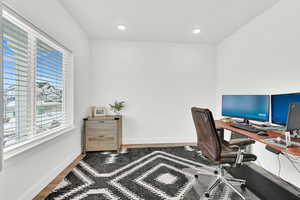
{"left": 191, "top": 107, "right": 257, "bottom": 200}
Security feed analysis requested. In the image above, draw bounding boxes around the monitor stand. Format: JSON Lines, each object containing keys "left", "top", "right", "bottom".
{"left": 241, "top": 119, "right": 250, "bottom": 125}
{"left": 234, "top": 119, "right": 252, "bottom": 127}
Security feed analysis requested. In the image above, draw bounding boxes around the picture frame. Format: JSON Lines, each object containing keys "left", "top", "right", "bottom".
{"left": 93, "top": 106, "right": 107, "bottom": 117}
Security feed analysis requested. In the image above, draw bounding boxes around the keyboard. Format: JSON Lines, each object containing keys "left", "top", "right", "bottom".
{"left": 230, "top": 123, "right": 262, "bottom": 133}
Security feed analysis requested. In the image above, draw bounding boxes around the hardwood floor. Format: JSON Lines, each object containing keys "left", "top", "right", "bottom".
{"left": 33, "top": 143, "right": 196, "bottom": 199}
{"left": 33, "top": 154, "right": 85, "bottom": 200}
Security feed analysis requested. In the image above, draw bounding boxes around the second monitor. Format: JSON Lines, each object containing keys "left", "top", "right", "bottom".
{"left": 271, "top": 93, "right": 300, "bottom": 125}
{"left": 222, "top": 95, "right": 270, "bottom": 122}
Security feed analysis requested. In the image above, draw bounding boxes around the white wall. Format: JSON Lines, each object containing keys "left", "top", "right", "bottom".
{"left": 0, "top": 0, "right": 90, "bottom": 200}
{"left": 89, "top": 40, "right": 216, "bottom": 144}
{"left": 216, "top": 0, "right": 300, "bottom": 188}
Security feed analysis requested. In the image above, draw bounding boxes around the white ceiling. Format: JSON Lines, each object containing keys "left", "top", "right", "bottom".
{"left": 60, "top": 0, "right": 279, "bottom": 44}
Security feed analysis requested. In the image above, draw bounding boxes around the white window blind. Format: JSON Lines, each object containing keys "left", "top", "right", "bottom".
{"left": 1, "top": 4, "right": 73, "bottom": 150}
{"left": 36, "top": 40, "right": 65, "bottom": 134}
{"left": 3, "top": 17, "right": 32, "bottom": 146}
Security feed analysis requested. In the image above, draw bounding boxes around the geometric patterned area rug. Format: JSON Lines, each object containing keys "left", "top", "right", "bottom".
{"left": 45, "top": 146, "right": 261, "bottom": 200}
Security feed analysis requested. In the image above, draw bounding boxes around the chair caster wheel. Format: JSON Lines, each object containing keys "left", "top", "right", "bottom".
{"left": 240, "top": 183, "right": 246, "bottom": 189}
{"left": 205, "top": 192, "right": 210, "bottom": 197}
{"left": 194, "top": 174, "right": 198, "bottom": 178}
{"left": 214, "top": 170, "right": 218, "bottom": 174}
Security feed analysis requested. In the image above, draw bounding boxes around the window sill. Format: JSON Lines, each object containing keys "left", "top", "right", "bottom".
{"left": 3, "top": 126, "right": 77, "bottom": 160}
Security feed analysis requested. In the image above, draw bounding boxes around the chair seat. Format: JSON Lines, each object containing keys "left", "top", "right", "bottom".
{"left": 227, "top": 138, "right": 256, "bottom": 147}
{"left": 220, "top": 150, "right": 257, "bottom": 164}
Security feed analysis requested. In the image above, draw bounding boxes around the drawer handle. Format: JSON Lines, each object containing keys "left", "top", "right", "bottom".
{"left": 99, "top": 121, "right": 105, "bottom": 123}
{"left": 98, "top": 135, "right": 105, "bottom": 138}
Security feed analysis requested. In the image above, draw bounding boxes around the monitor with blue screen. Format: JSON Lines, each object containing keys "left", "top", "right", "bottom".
{"left": 222, "top": 95, "right": 270, "bottom": 122}
{"left": 271, "top": 93, "right": 300, "bottom": 125}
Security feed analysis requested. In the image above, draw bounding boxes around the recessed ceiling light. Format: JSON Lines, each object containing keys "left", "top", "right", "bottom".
{"left": 117, "top": 25, "right": 126, "bottom": 31}
{"left": 193, "top": 29, "right": 201, "bottom": 34}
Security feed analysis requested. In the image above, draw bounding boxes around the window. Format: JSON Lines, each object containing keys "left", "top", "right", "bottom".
{"left": 2, "top": 5, "right": 73, "bottom": 149}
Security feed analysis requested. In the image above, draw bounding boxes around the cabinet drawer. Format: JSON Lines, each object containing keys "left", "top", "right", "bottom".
{"left": 86, "top": 135, "right": 116, "bottom": 143}
{"left": 86, "top": 127, "right": 117, "bottom": 137}
{"left": 86, "top": 120, "right": 117, "bottom": 129}
{"left": 86, "top": 125, "right": 117, "bottom": 132}
{"left": 85, "top": 135, "right": 117, "bottom": 151}
{"left": 86, "top": 120, "right": 116, "bottom": 124}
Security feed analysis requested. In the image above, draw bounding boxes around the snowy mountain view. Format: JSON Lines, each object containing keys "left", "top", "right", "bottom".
{"left": 36, "top": 82, "right": 63, "bottom": 103}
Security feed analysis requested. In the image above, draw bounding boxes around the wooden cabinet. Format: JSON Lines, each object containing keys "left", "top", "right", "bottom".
{"left": 84, "top": 115, "right": 122, "bottom": 152}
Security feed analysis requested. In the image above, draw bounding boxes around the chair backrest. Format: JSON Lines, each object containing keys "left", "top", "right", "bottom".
{"left": 191, "top": 107, "right": 222, "bottom": 162}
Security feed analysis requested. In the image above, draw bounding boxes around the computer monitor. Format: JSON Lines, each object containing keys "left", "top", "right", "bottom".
{"left": 222, "top": 95, "right": 270, "bottom": 122}
{"left": 286, "top": 102, "right": 300, "bottom": 131}
{"left": 271, "top": 93, "right": 300, "bottom": 125}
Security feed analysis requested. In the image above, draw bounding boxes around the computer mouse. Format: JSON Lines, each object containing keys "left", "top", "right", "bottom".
{"left": 257, "top": 131, "right": 269, "bottom": 136}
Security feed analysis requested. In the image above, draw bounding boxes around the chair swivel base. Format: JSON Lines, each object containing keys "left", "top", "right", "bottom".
{"left": 194, "top": 170, "right": 246, "bottom": 200}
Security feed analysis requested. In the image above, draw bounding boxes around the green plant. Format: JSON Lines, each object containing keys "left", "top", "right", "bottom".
{"left": 109, "top": 100, "right": 125, "bottom": 114}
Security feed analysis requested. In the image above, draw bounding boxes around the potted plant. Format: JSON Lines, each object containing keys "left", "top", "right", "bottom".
{"left": 109, "top": 100, "right": 125, "bottom": 115}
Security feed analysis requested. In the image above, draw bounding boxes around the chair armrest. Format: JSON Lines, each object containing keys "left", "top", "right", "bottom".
{"left": 223, "top": 145, "right": 244, "bottom": 166}
{"left": 227, "top": 144, "right": 240, "bottom": 151}
{"left": 228, "top": 138, "right": 255, "bottom": 147}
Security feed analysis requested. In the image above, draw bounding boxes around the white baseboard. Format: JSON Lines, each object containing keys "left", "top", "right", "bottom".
{"left": 124, "top": 137, "right": 196, "bottom": 145}
{"left": 19, "top": 152, "right": 80, "bottom": 200}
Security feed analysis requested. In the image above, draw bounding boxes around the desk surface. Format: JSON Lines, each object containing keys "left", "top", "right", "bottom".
{"left": 215, "top": 120, "right": 300, "bottom": 156}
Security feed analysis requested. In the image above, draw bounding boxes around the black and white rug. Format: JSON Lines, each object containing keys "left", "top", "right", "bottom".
{"left": 46, "top": 147, "right": 261, "bottom": 200}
